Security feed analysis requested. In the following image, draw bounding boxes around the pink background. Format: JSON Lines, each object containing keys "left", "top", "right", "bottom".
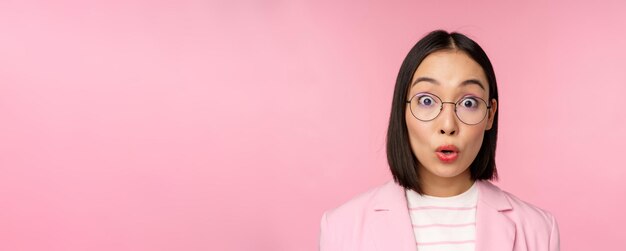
{"left": 1, "top": 1, "right": 625, "bottom": 250}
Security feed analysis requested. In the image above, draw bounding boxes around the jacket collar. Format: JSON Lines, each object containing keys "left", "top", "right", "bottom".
{"left": 371, "top": 179, "right": 512, "bottom": 211}
{"left": 369, "top": 180, "right": 516, "bottom": 251}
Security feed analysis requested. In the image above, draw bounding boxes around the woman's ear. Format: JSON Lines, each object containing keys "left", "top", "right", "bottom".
{"left": 486, "top": 99, "right": 497, "bottom": 130}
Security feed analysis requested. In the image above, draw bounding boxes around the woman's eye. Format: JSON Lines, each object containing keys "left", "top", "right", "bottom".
{"left": 418, "top": 95, "right": 436, "bottom": 107}
{"left": 460, "top": 97, "right": 478, "bottom": 108}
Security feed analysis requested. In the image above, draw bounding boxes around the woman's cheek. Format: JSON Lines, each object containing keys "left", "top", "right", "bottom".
{"left": 466, "top": 130, "right": 485, "bottom": 160}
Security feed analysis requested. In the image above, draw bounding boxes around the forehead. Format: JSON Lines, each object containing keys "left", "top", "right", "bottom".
{"left": 410, "top": 50, "right": 489, "bottom": 95}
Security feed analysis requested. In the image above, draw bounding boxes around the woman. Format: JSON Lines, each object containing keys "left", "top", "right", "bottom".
{"left": 319, "top": 30, "right": 560, "bottom": 251}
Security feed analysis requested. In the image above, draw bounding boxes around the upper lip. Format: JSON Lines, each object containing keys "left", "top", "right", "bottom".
{"left": 436, "top": 145, "right": 459, "bottom": 153}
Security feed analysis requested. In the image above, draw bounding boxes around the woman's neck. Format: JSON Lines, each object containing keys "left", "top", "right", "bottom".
{"left": 419, "top": 169, "right": 474, "bottom": 197}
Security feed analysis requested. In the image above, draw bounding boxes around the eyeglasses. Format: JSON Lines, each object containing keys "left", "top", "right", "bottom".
{"left": 406, "top": 92, "right": 492, "bottom": 125}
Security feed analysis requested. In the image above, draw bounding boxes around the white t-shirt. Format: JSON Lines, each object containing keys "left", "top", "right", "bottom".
{"left": 405, "top": 182, "right": 478, "bottom": 251}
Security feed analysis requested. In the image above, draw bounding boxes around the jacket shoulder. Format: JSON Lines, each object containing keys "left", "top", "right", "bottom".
{"left": 480, "top": 181, "right": 556, "bottom": 223}
{"left": 501, "top": 188, "right": 557, "bottom": 224}
{"left": 322, "top": 181, "right": 390, "bottom": 221}
{"left": 319, "top": 181, "right": 394, "bottom": 250}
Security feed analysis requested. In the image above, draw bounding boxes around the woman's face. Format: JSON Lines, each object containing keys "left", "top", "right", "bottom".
{"left": 405, "top": 50, "right": 497, "bottom": 184}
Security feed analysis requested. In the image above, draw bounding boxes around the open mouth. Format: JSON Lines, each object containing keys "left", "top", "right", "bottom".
{"left": 435, "top": 145, "right": 459, "bottom": 162}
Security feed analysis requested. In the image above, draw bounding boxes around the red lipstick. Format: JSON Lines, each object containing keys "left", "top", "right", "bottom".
{"left": 435, "top": 145, "right": 459, "bottom": 163}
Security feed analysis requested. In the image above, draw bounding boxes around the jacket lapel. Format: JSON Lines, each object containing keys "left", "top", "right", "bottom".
{"left": 369, "top": 180, "right": 417, "bottom": 251}
{"left": 475, "top": 181, "right": 516, "bottom": 251}
{"left": 368, "top": 180, "right": 516, "bottom": 251}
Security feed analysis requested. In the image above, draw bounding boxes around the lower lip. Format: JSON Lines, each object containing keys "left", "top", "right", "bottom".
{"left": 436, "top": 152, "right": 458, "bottom": 163}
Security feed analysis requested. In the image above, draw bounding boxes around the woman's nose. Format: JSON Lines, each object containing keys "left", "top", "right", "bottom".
{"left": 438, "top": 103, "right": 458, "bottom": 135}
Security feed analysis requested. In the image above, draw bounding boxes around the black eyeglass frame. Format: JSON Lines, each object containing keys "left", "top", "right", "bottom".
{"left": 405, "top": 92, "right": 492, "bottom": 125}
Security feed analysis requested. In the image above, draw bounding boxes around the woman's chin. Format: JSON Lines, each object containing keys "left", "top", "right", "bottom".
{"left": 422, "top": 165, "right": 469, "bottom": 179}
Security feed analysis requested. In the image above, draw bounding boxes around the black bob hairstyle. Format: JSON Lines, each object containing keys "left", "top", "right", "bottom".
{"left": 386, "top": 30, "right": 499, "bottom": 194}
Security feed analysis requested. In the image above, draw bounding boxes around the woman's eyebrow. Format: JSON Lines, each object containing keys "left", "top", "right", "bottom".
{"left": 412, "top": 76, "right": 485, "bottom": 90}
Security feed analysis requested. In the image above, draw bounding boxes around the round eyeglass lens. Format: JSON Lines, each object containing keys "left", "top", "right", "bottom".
{"left": 455, "top": 96, "right": 488, "bottom": 124}
{"left": 409, "top": 93, "right": 441, "bottom": 121}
